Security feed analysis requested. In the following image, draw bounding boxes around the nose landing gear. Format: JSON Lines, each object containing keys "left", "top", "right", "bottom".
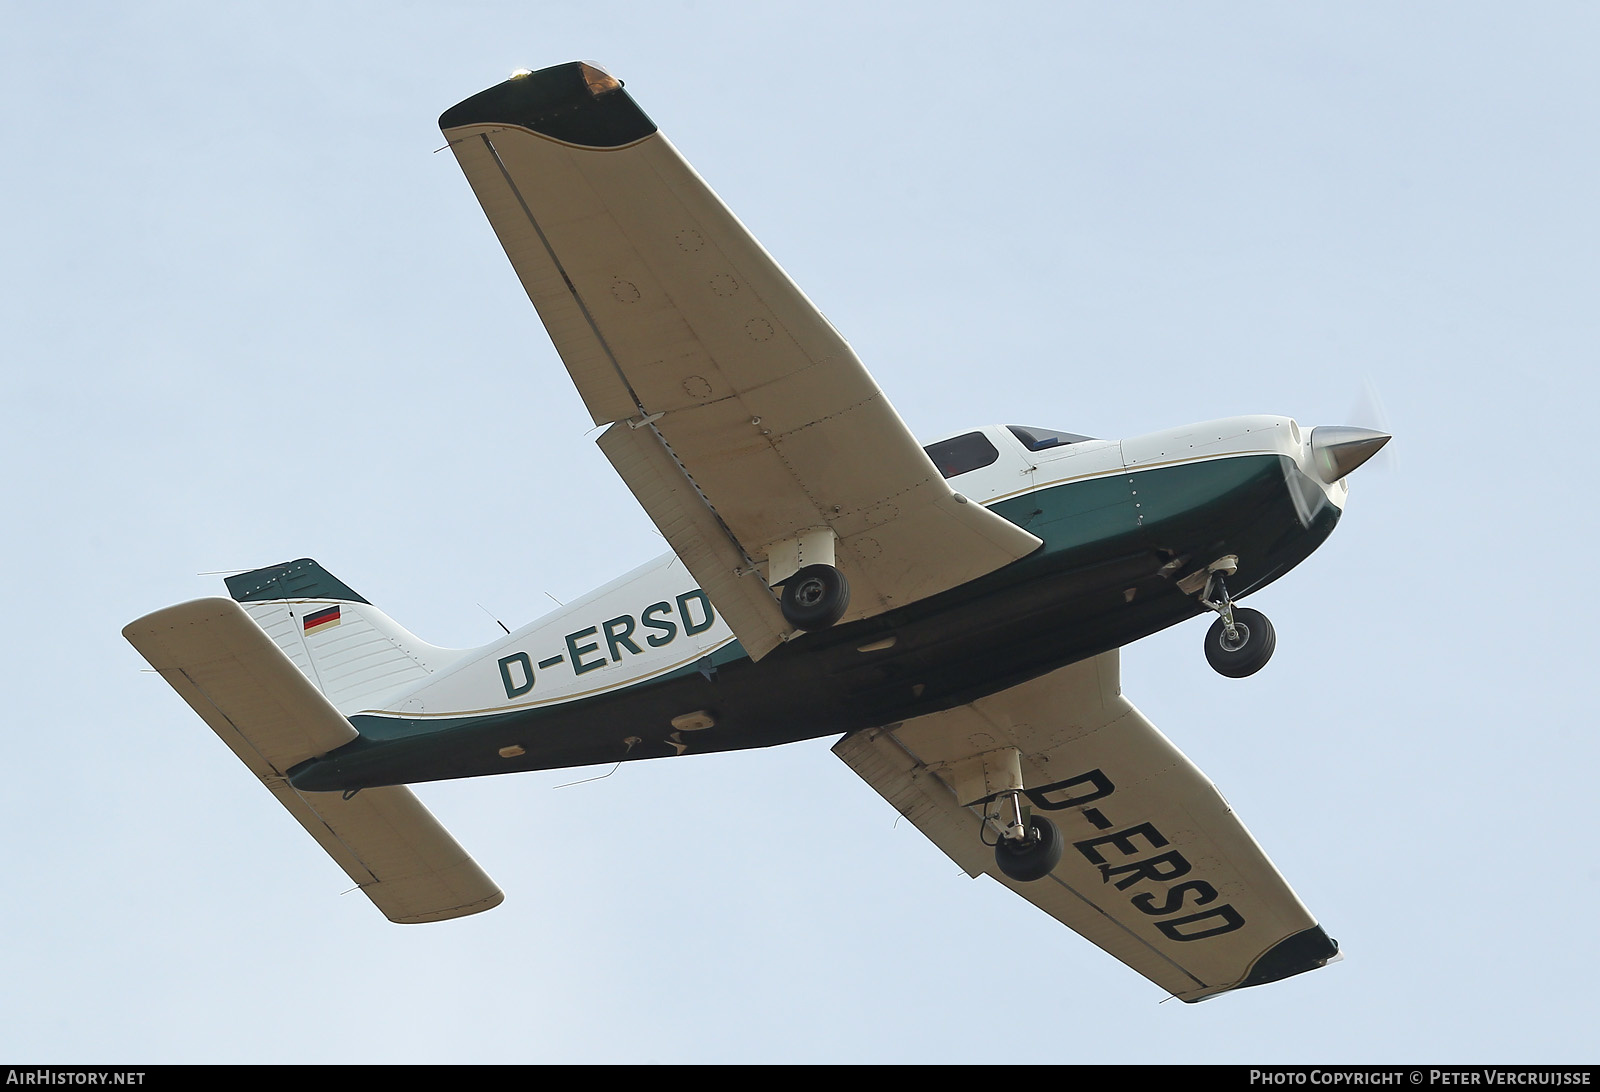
{"left": 1205, "top": 606, "right": 1276, "bottom": 677}
{"left": 1195, "top": 559, "right": 1276, "bottom": 678}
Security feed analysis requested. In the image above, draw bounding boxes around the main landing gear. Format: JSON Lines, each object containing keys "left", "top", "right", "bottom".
{"left": 779, "top": 563, "right": 850, "bottom": 631}
{"left": 1195, "top": 559, "right": 1276, "bottom": 678}
{"left": 987, "top": 789, "right": 1063, "bottom": 883}
{"left": 954, "top": 748, "right": 1063, "bottom": 882}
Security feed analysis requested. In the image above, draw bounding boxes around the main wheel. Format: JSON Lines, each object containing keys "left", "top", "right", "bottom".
{"left": 994, "top": 814, "right": 1063, "bottom": 882}
{"left": 780, "top": 563, "right": 850, "bottom": 630}
{"left": 1204, "top": 607, "right": 1276, "bottom": 678}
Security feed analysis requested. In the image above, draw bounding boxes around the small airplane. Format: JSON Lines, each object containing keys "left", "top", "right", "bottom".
{"left": 124, "top": 62, "right": 1388, "bottom": 1003}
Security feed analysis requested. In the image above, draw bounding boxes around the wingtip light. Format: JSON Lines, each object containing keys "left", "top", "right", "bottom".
{"left": 578, "top": 61, "right": 621, "bottom": 95}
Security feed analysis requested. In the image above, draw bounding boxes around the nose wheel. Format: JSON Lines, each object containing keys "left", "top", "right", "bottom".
{"left": 1204, "top": 606, "right": 1276, "bottom": 677}
{"left": 1198, "top": 567, "right": 1276, "bottom": 678}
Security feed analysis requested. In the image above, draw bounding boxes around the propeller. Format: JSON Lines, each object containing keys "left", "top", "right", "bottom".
{"left": 1308, "top": 426, "right": 1391, "bottom": 484}
{"left": 1347, "top": 379, "right": 1397, "bottom": 473}
{"left": 1282, "top": 383, "right": 1394, "bottom": 529}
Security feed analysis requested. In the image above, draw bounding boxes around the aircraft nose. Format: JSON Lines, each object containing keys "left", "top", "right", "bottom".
{"left": 1308, "top": 426, "right": 1391, "bottom": 483}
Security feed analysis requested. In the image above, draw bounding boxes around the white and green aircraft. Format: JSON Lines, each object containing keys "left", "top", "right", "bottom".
{"left": 125, "top": 62, "right": 1388, "bottom": 1003}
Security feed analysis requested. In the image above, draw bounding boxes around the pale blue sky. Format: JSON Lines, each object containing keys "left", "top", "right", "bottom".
{"left": 3, "top": 1, "right": 1595, "bottom": 1062}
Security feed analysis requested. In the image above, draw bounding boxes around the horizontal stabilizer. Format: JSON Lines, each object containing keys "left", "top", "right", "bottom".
{"left": 124, "top": 598, "right": 503, "bottom": 924}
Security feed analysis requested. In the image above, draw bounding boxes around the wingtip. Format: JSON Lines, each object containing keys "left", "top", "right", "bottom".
{"left": 438, "top": 60, "right": 657, "bottom": 148}
{"left": 1237, "top": 924, "right": 1341, "bottom": 989}
{"left": 386, "top": 887, "right": 506, "bottom": 924}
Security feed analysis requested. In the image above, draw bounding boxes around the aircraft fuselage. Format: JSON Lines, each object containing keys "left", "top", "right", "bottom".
{"left": 287, "top": 415, "right": 1345, "bottom": 792}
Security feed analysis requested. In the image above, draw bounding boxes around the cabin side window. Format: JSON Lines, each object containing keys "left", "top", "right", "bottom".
{"left": 923, "top": 432, "right": 1001, "bottom": 479}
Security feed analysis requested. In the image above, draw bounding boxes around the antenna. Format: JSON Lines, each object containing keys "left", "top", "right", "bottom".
{"left": 475, "top": 602, "right": 511, "bottom": 635}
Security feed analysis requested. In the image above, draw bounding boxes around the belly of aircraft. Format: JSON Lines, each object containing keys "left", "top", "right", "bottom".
{"left": 287, "top": 453, "right": 1337, "bottom": 792}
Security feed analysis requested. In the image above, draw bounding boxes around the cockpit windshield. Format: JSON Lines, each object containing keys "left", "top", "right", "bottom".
{"left": 1007, "top": 425, "right": 1097, "bottom": 451}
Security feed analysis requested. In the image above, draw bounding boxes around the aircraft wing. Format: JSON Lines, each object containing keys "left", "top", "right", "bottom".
{"left": 441, "top": 64, "right": 1041, "bottom": 659}
{"left": 833, "top": 651, "right": 1338, "bottom": 1002}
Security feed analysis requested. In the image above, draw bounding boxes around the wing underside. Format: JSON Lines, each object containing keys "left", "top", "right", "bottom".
{"left": 834, "top": 652, "right": 1338, "bottom": 1001}
{"left": 441, "top": 64, "right": 1040, "bottom": 657}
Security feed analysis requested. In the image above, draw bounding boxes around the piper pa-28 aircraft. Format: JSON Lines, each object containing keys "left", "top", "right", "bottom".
{"left": 125, "top": 62, "right": 1389, "bottom": 1003}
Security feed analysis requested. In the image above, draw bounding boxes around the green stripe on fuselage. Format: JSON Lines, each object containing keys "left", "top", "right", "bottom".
{"left": 288, "top": 454, "right": 1335, "bottom": 791}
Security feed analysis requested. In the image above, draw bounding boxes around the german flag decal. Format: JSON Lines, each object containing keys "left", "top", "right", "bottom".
{"left": 303, "top": 605, "right": 341, "bottom": 635}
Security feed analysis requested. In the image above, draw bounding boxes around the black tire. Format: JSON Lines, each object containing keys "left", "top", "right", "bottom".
{"left": 1204, "top": 607, "right": 1276, "bottom": 678}
{"left": 994, "top": 814, "right": 1063, "bottom": 882}
{"left": 780, "top": 564, "right": 850, "bottom": 631}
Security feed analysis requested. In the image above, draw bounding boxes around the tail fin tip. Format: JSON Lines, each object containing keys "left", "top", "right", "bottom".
{"left": 226, "top": 558, "right": 370, "bottom": 605}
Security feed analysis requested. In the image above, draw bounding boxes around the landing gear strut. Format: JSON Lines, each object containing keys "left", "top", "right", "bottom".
{"left": 987, "top": 789, "right": 1063, "bottom": 882}
{"left": 1199, "top": 567, "right": 1276, "bottom": 678}
{"left": 953, "top": 749, "right": 1063, "bottom": 882}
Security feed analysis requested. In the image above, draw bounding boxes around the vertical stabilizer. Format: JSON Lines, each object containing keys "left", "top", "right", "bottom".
{"left": 223, "top": 559, "right": 465, "bottom": 715}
